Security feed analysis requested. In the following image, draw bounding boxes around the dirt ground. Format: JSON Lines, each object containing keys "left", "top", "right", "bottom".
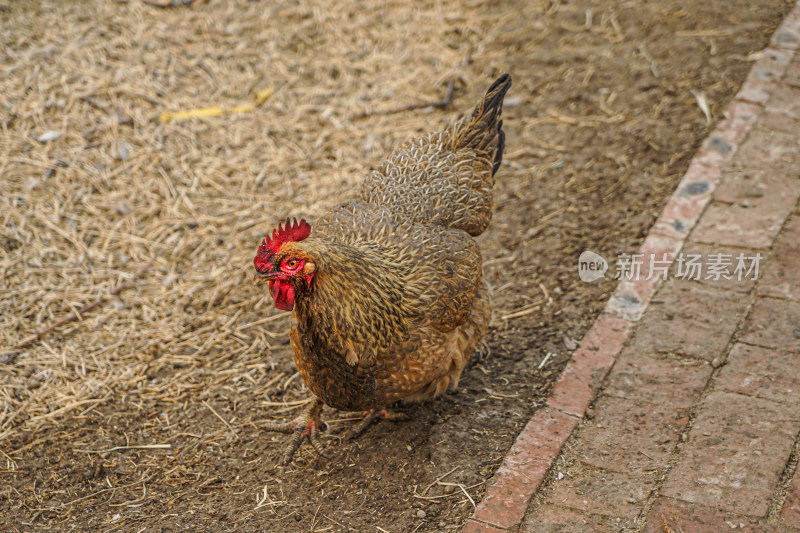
{"left": 0, "top": 0, "right": 793, "bottom": 531}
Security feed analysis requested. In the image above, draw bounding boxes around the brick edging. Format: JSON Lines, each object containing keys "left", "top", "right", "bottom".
{"left": 463, "top": 4, "right": 800, "bottom": 531}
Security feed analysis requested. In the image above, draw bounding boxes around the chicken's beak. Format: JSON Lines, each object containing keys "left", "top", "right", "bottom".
{"left": 253, "top": 271, "right": 278, "bottom": 286}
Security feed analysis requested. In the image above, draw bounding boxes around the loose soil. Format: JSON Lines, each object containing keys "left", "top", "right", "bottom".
{"left": 0, "top": 0, "right": 792, "bottom": 531}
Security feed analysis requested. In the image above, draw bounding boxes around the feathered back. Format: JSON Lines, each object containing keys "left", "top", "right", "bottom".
{"left": 359, "top": 74, "right": 511, "bottom": 236}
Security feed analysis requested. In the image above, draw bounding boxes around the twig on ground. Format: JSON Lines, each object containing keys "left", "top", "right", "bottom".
{"left": 438, "top": 481, "right": 477, "bottom": 510}
{"left": 354, "top": 81, "right": 455, "bottom": 119}
{"left": 413, "top": 479, "right": 486, "bottom": 504}
{"left": 538, "top": 352, "right": 555, "bottom": 370}
{"left": 73, "top": 444, "right": 172, "bottom": 454}
{"left": 259, "top": 398, "right": 315, "bottom": 408}
{"left": 501, "top": 300, "right": 544, "bottom": 321}
{"left": 33, "top": 477, "right": 151, "bottom": 512}
{"left": 142, "top": 0, "right": 198, "bottom": 8}
{"left": 421, "top": 466, "right": 458, "bottom": 495}
{"left": 202, "top": 400, "right": 238, "bottom": 438}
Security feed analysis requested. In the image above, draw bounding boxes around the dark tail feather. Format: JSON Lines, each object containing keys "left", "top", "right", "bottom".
{"left": 452, "top": 73, "right": 512, "bottom": 176}
{"left": 481, "top": 73, "right": 512, "bottom": 121}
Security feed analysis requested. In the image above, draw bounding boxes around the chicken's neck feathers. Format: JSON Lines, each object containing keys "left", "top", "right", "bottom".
{"left": 294, "top": 238, "right": 409, "bottom": 362}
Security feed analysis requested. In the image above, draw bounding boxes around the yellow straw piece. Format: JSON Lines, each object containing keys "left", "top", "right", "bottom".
{"left": 160, "top": 87, "right": 274, "bottom": 123}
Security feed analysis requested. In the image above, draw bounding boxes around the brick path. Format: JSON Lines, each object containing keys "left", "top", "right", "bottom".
{"left": 463, "top": 3, "right": 800, "bottom": 532}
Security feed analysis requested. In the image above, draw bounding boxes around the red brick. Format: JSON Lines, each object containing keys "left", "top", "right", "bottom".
{"left": 520, "top": 504, "right": 620, "bottom": 532}
{"left": 787, "top": 55, "right": 800, "bottom": 88}
{"left": 578, "top": 315, "right": 633, "bottom": 355}
{"left": 661, "top": 391, "right": 800, "bottom": 517}
{"left": 604, "top": 234, "right": 684, "bottom": 322}
{"left": 693, "top": 131, "right": 738, "bottom": 168}
{"left": 547, "top": 362, "right": 596, "bottom": 420}
{"left": 576, "top": 395, "right": 687, "bottom": 474}
{"left": 504, "top": 407, "right": 578, "bottom": 469}
{"left": 736, "top": 48, "right": 793, "bottom": 104}
{"left": 772, "top": 8, "right": 800, "bottom": 50}
{"left": 715, "top": 166, "right": 800, "bottom": 210}
{"left": 737, "top": 76, "right": 776, "bottom": 105}
{"left": 759, "top": 215, "right": 800, "bottom": 301}
{"left": 692, "top": 102, "right": 762, "bottom": 167}
{"left": 604, "top": 350, "right": 711, "bottom": 409}
{"left": 733, "top": 128, "right": 800, "bottom": 171}
{"left": 630, "top": 280, "right": 748, "bottom": 361}
{"left": 644, "top": 497, "right": 777, "bottom": 533}
{"left": 651, "top": 161, "right": 721, "bottom": 240}
{"left": 474, "top": 408, "right": 578, "bottom": 530}
{"left": 651, "top": 194, "right": 712, "bottom": 241}
{"left": 740, "top": 297, "right": 800, "bottom": 353}
{"left": 695, "top": 129, "right": 800, "bottom": 252}
{"left": 687, "top": 158, "right": 724, "bottom": 185}
{"left": 758, "top": 46, "right": 794, "bottom": 73}
{"left": 547, "top": 467, "right": 655, "bottom": 520}
{"left": 637, "top": 233, "right": 684, "bottom": 280}
{"left": 783, "top": 470, "right": 800, "bottom": 525}
{"left": 716, "top": 100, "right": 763, "bottom": 144}
{"left": 766, "top": 84, "right": 800, "bottom": 118}
{"left": 604, "top": 280, "right": 650, "bottom": 322}
{"left": 461, "top": 519, "right": 507, "bottom": 533}
{"left": 716, "top": 343, "right": 800, "bottom": 406}
{"left": 757, "top": 110, "right": 800, "bottom": 133}
{"left": 692, "top": 99, "right": 759, "bottom": 164}
{"left": 547, "top": 315, "right": 632, "bottom": 417}
{"left": 474, "top": 469, "right": 534, "bottom": 530}
{"left": 675, "top": 243, "right": 759, "bottom": 293}
{"left": 690, "top": 201, "right": 787, "bottom": 249}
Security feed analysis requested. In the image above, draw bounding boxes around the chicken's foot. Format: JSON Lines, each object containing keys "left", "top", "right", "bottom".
{"left": 350, "top": 408, "right": 408, "bottom": 440}
{"left": 262, "top": 397, "right": 328, "bottom": 465}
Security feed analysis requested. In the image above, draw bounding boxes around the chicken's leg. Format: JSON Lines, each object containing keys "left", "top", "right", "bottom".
{"left": 262, "top": 397, "right": 328, "bottom": 465}
{"left": 350, "top": 408, "right": 408, "bottom": 439}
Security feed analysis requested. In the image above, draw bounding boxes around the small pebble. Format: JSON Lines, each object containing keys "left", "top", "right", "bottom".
{"left": 416, "top": 510, "right": 426, "bottom": 519}
{"left": 116, "top": 141, "right": 131, "bottom": 161}
{"left": 563, "top": 335, "right": 578, "bottom": 350}
{"left": 37, "top": 130, "right": 62, "bottom": 142}
{"left": 711, "top": 357, "right": 722, "bottom": 368}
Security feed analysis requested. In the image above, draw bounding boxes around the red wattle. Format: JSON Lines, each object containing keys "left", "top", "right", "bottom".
{"left": 269, "top": 280, "right": 295, "bottom": 311}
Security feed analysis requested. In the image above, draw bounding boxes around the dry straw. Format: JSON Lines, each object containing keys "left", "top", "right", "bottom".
{"left": 0, "top": 0, "right": 504, "bottom": 446}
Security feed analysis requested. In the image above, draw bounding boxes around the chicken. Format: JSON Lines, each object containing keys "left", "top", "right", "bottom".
{"left": 253, "top": 74, "right": 512, "bottom": 465}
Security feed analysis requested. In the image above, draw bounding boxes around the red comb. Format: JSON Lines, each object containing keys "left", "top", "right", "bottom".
{"left": 254, "top": 217, "right": 311, "bottom": 272}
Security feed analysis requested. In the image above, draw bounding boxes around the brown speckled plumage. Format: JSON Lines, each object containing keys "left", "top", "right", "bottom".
{"left": 259, "top": 74, "right": 511, "bottom": 417}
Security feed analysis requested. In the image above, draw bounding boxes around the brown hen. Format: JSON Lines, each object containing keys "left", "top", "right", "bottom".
{"left": 253, "top": 74, "right": 511, "bottom": 464}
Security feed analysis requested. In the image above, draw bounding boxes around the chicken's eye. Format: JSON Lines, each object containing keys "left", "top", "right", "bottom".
{"left": 285, "top": 259, "right": 299, "bottom": 269}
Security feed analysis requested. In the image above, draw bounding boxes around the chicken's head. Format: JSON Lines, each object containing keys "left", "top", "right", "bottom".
{"left": 253, "top": 218, "right": 315, "bottom": 311}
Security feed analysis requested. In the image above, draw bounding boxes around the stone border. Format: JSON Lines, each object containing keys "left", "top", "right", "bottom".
{"left": 463, "top": 4, "right": 800, "bottom": 531}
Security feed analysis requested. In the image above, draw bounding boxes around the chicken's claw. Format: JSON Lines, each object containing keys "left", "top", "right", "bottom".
{"left": 350, "top": 408, "right": 408, "bottom": 440}
{"left": 262, "top": 398, "right": 328, "bottom": 465}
